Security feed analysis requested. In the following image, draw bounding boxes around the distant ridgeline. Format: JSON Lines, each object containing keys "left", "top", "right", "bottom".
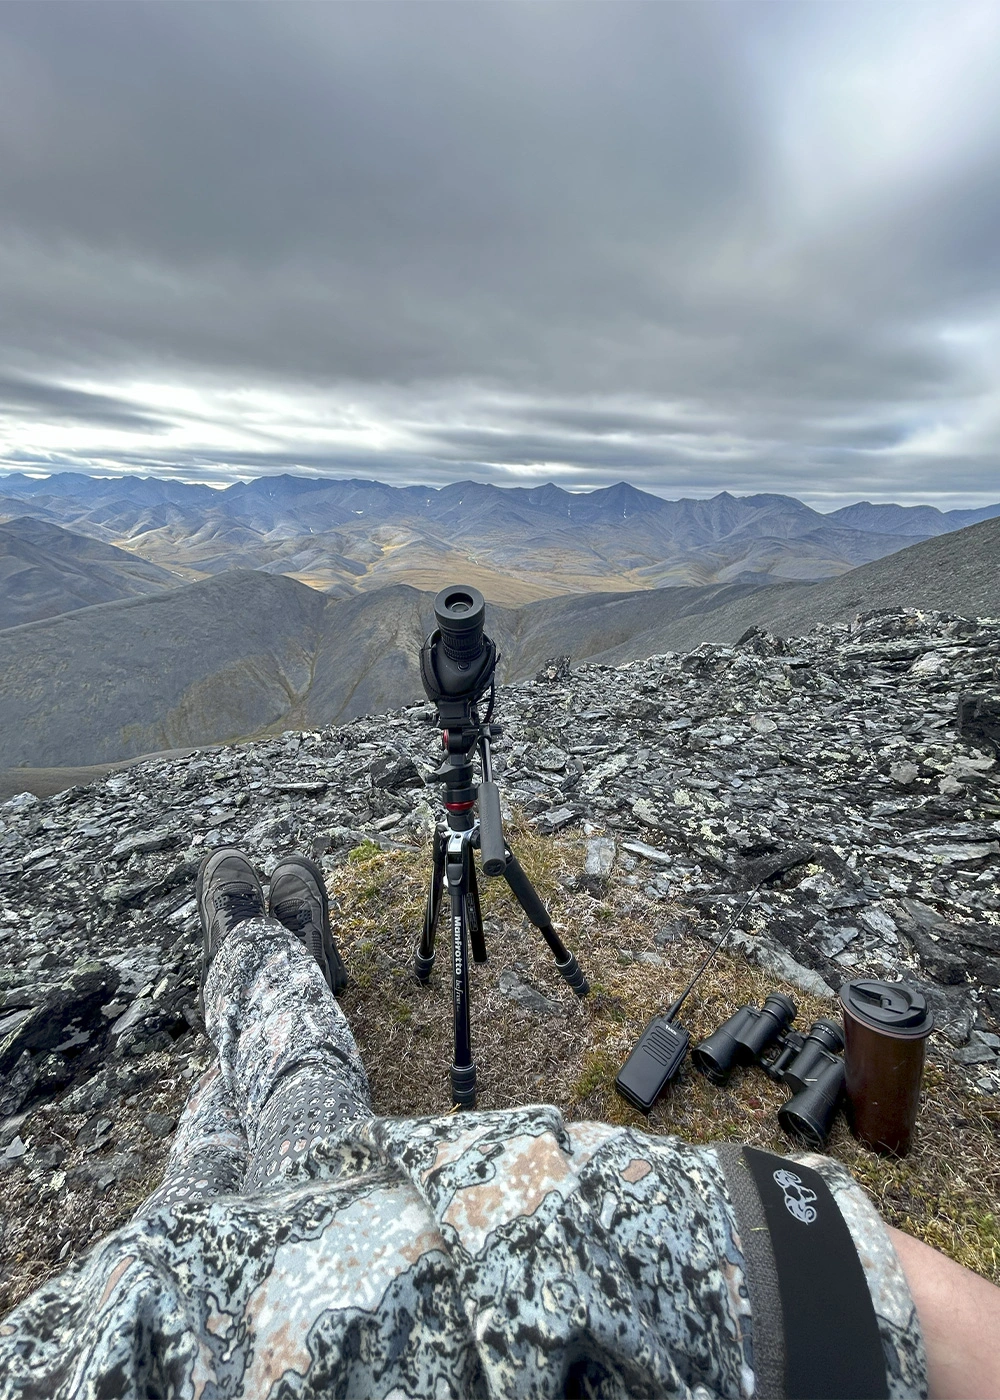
{"left": 1, "top": 470, "right": 998, "bottom": 611}
{"left": 0, "top": 500, "right": 997, "bottom": 772}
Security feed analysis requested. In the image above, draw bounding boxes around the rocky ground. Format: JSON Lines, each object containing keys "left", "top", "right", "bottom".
{"left": 1, "top": 604, "right": 999, "bottom": 1312}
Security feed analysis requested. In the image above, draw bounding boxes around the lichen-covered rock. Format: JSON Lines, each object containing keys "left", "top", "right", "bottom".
{"left": 956, "top": 692, "right": 1000, "bottom": 757}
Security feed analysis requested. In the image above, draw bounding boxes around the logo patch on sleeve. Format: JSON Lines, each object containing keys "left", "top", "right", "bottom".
{"left": 772, "top": 1168, "right": 818, "bottom": 1224}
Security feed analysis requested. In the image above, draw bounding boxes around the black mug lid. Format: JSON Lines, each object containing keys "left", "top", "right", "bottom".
{"left": 840, "top": 980, "right": 934, "bottom": 1035}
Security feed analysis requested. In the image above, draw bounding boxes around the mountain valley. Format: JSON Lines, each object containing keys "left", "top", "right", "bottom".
{"left": 0, "top": 513, "right": 998, "bottom": 775}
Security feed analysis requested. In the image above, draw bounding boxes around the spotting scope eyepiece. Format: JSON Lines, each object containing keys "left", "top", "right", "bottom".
{"left": 435, "top": 585, "right": 486, "bottom": 665}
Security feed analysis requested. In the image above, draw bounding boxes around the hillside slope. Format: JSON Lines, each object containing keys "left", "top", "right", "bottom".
{"left": 0, "top": 517, "right": 181, "bottom": 628}
{"left": 0, "top": 572, "right": 330, "bottom": 768}
{"left": 579, "top": 513, "right": 1000, "bottom": 664}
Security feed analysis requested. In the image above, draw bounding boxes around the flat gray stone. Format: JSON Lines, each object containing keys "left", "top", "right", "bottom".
{"left": 111, "top": 827, "right": 181, "bottom": 859}
{"left": 584, "top": 838, "right": 615, "bottom": 879}
{"left": 951, "top": 1043, "right": 998, "bottom": 1066}
{"left": 621, "top": 840, "right": 672, "bottom": 866}
{"left": 110, "top": 998, "right": 154, "bottom": 1037}
{"left": 143, "top": 1111, "right": 177, "bottom": 1138}
{"left": 498, "top": 970, "right": 560, "bottom": 1016}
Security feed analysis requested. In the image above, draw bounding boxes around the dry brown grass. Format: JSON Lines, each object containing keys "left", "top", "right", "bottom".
{"left": 287, "top": 563, "right": 646, "bottom": 607}
{"left": 331, "top": 823, "right": 1000, "bottom": 1284}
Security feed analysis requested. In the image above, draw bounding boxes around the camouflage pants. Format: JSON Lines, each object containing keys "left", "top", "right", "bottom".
{"left": 0, "top": 918, "right": 927, "bottom": 1399}
{"left": 142, "top": 915, "right": 376, "bottom": 1209}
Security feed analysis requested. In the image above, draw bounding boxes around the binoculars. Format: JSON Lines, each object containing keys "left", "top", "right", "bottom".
{"left": 692, "top": 993, "right": 846, "bottom": 1149}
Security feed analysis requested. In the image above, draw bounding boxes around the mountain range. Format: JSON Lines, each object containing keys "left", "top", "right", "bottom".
{"left": 1, "top": 512, "right": 998, "bottom": 774}
{"left": 3, "top": 470, "right": 998, "bottom": 608}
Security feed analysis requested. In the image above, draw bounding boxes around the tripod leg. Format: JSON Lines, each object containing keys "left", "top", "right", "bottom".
{"left": 467, "top": 848, "right": 487, "bottom": 965}
{"left": 502, "top": 850, "right": 590, "bottom": 997}
{"left": 415, "top": 827, "right": 445, "bottom": 983}
{"left": 447, "top": 841, "right": 477, "bottom": 1108}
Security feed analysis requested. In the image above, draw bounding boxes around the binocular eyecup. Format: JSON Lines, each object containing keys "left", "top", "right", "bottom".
{"left": 693, "top": 1000, "right": 846, "bottom": 1149}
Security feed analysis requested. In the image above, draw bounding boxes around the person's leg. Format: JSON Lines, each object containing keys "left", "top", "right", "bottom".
{"left": 141, "top": 846, "right": 370, "bottom": 1213}
{"left": 134, "top": 845, "right": 268, "bottom": 1217}
{"left": 136, "top": 1062, "right": 247, "bottom": 1216}
{"left": 205, "top": 916, "right": 372, "bottom": 1191}
{"left": 200, "top": 852, "right": 372, "bottom": 1193}
{"left": 888, "top": 1226, "right": 1000, "bottom": 1400}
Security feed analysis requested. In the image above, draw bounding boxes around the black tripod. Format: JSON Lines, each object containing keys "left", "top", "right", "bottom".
{"left": 414, "top": 585, "right": 589, "bottom": 1107}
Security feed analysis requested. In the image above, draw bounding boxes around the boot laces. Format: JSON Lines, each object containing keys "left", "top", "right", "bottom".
{"left": 274, "top": 899, "right": 312, "bottom": 933}
{"left": 217, "top": 886, "right": 262, "bottom": 928}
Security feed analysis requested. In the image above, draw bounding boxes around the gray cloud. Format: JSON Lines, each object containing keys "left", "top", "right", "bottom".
{"left": 0, "top": 2, "right": 999, "bottom": 508}
{"left": 0, "top": 374, "right": 166, "bottom": 431}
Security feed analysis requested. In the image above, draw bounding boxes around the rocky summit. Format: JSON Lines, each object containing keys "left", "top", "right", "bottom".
{"left": 1, "top": 604, "right": 999, "bottom": 1292}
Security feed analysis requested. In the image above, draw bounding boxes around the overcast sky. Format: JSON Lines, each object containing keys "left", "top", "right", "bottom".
{"left": 1, "top": 2, "right": 999, "bottom": 509}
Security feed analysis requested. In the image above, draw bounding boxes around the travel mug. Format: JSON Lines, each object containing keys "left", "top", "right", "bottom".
{"left": 839, "top": 980, "right": 934, "bottom": 1156}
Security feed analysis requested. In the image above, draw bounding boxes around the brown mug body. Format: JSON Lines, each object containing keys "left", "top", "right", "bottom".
{"left": 840, "top": 982, "right": 933, "bottom": 1156}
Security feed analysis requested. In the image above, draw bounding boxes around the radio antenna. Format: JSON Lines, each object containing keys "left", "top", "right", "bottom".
{"left": 665, "top": 883, "right": 762, "bottom": 1022}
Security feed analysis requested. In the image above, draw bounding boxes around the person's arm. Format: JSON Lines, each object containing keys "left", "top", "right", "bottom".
{"left": 887, "top": 1225, "right": 1000, "bottom": 1400}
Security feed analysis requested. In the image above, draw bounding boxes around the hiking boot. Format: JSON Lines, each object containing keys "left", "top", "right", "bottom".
{"left": 267, "top": 855, "right": 347, "bottom": 993}
{"left": 197, "top": 847, "right": 266, "bottom": 1010}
